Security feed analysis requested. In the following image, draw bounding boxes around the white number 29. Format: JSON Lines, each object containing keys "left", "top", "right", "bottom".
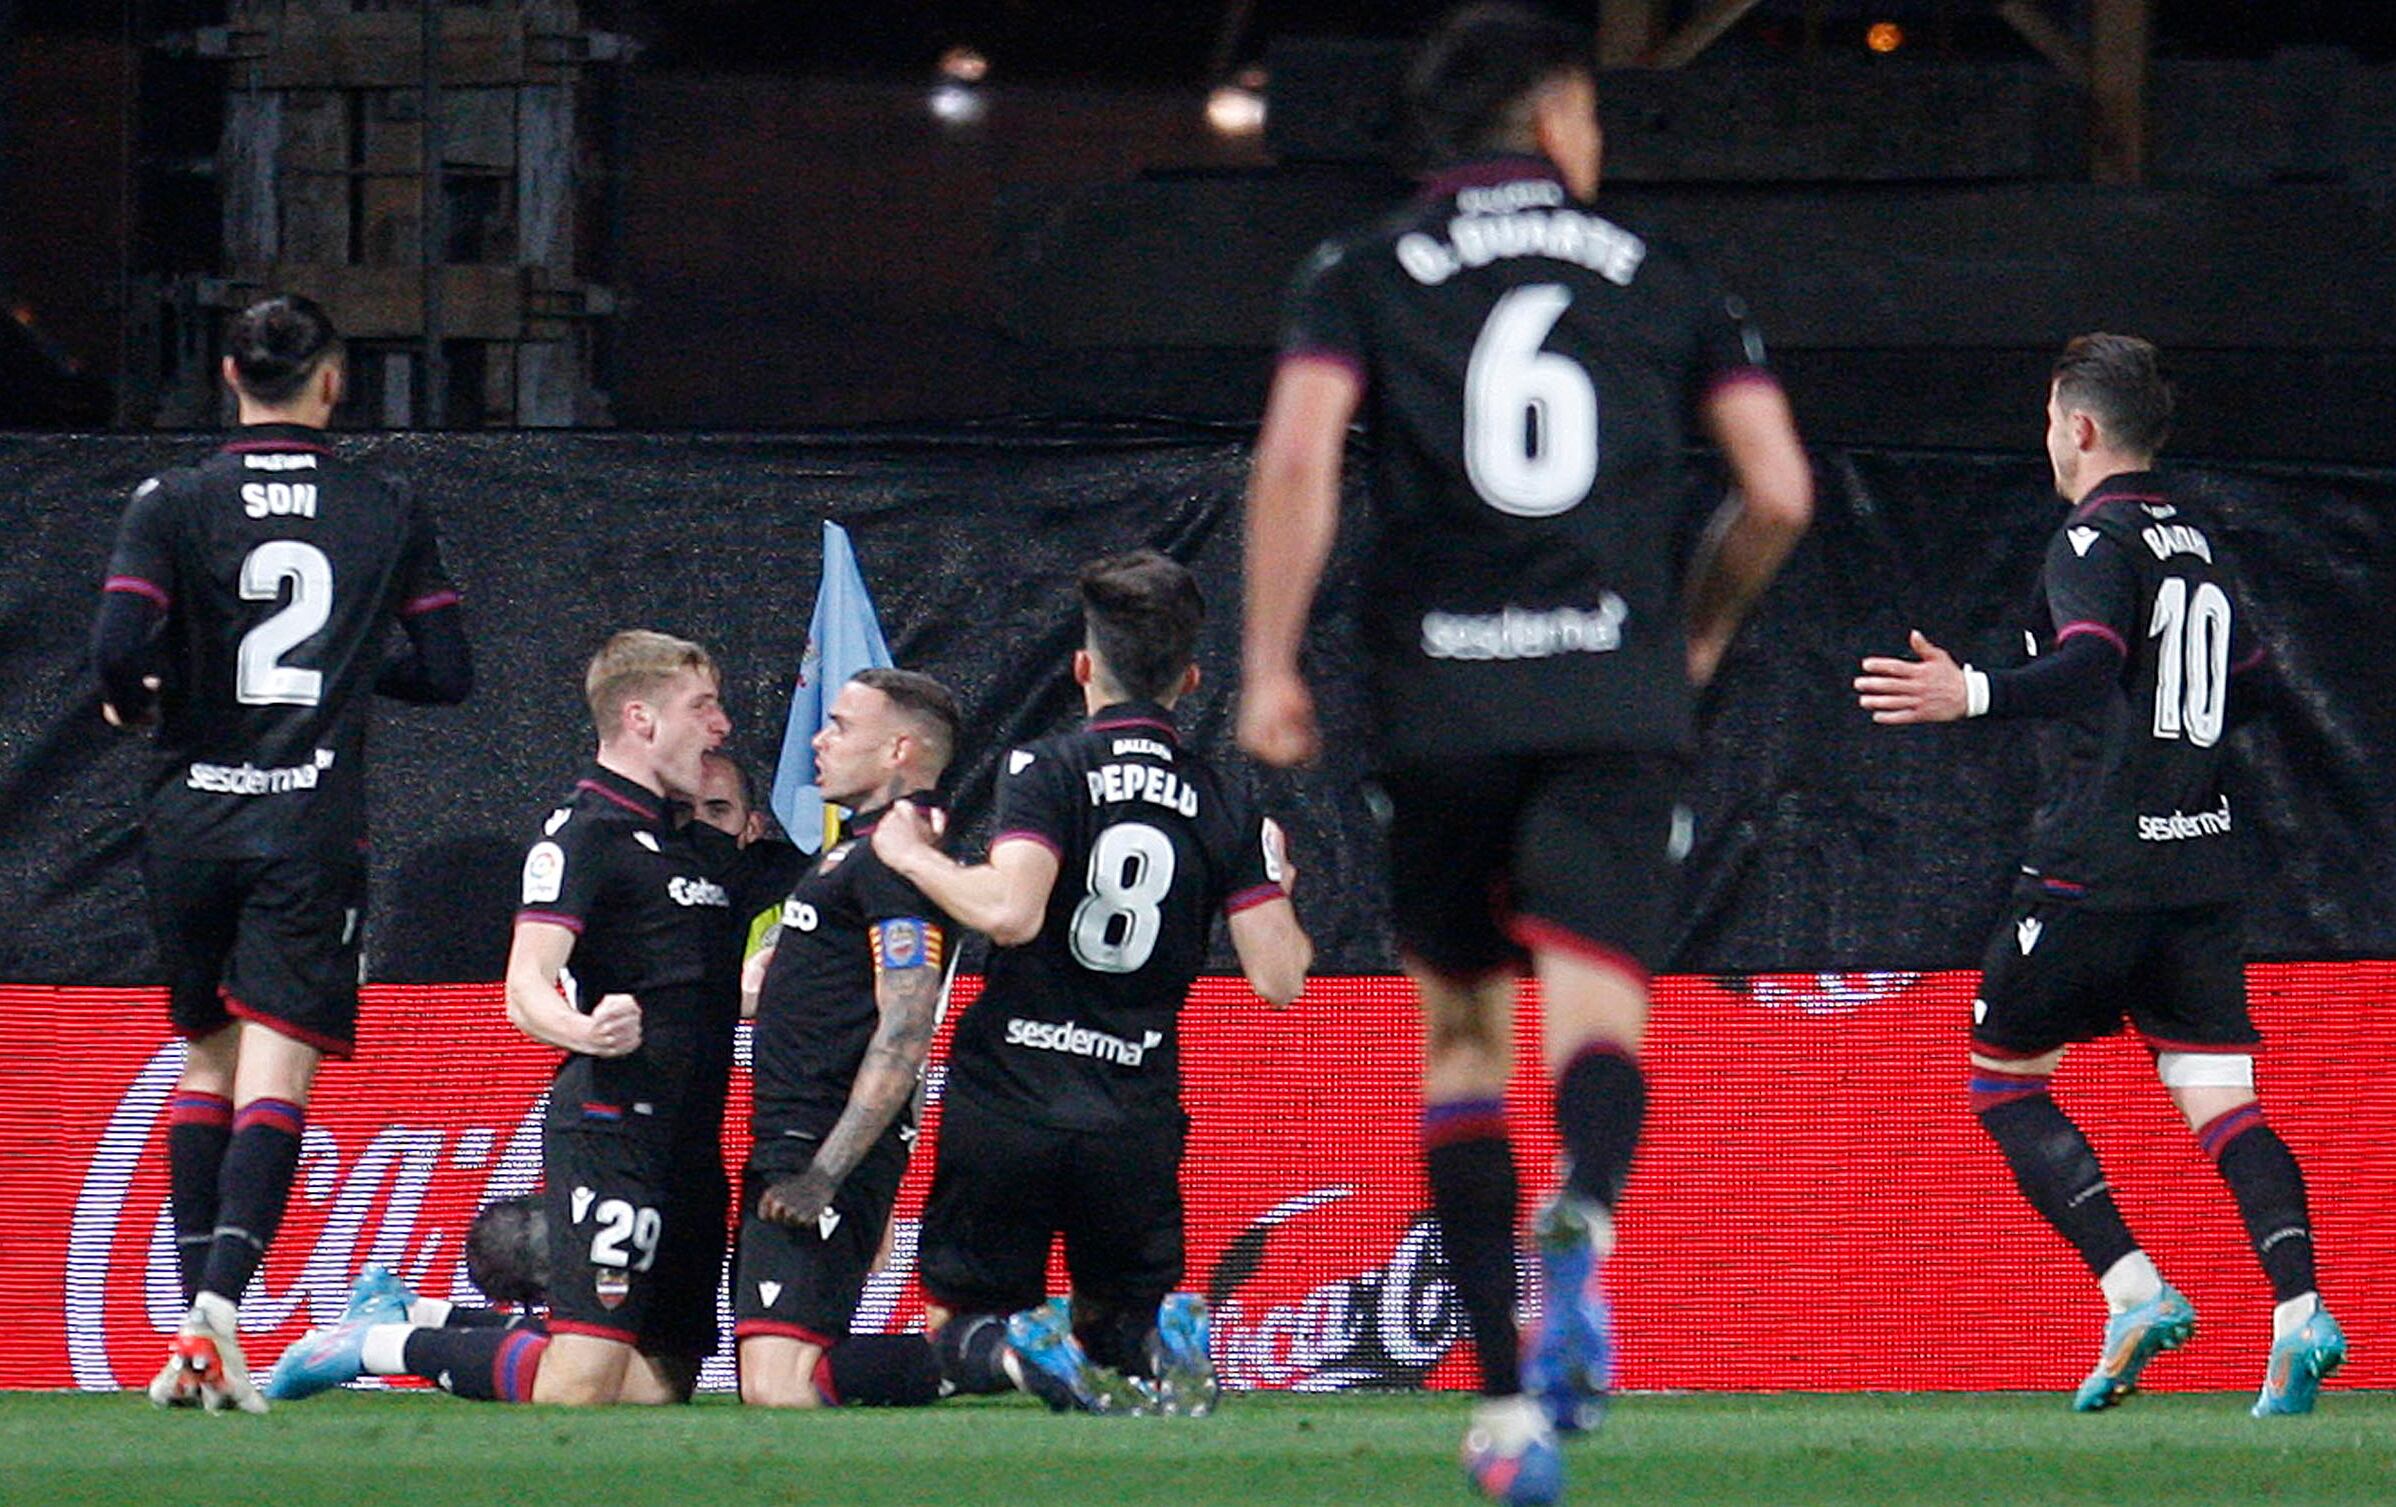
{"left": 236, "top": 540, "right": 334, "bottom": 707}
{"left": 590, "top": 1197, "right": 662, "bottom": 1272}
{"left": 1463, "top": 283, "right": 1599, "bottom": 517}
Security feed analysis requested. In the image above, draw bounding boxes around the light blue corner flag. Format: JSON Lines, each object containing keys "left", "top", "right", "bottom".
{"left": 771, "top": 521, "right": 893, "bottom": 853}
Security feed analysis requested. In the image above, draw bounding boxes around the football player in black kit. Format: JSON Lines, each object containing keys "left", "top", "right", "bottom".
{"left": 1855, "top": 334, "right": 2345, "bottom": 1417}
{"left": 93, "top": 295, "right": 473, "bottom": 1413}
{"left": 736, "top": 668, "right": 961, "bottom": 1409}
{"left": 873, "top": 550, "right": 1312, "bottom": 1416}
{"left": 1239, "top": 8, "right": 1811, "bottom": 1501}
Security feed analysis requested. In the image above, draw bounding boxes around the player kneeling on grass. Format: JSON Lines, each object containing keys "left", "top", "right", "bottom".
{"left": 872, "top": 551, "right": 1312, "bottom": 1419}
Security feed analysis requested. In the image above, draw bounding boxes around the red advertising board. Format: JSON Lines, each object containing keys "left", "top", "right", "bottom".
{"left": 6, "top": 966, "right": 2388, "bottom": 1394}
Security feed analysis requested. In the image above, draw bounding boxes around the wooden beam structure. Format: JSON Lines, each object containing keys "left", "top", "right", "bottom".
{"left": 1649, "top": 0, "right": 1768, "bottom": 70}
{"left": 1995, "top": 0, "right": 2088, "bottom": 87}
{"left": 2088, "top": 0, "right": 2151, "bottom": 184}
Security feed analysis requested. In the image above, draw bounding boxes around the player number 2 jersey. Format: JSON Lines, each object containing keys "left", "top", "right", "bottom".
{"left": 101, "top": 423, "right": 458, "bottom": 857}
{"left": 944, "top": 700, "right": 1287, "bottom": 1131}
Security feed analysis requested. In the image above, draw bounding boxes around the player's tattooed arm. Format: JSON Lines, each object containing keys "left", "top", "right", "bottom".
{"left": 759, "top": 935, "right": 945, "bottom": 1228}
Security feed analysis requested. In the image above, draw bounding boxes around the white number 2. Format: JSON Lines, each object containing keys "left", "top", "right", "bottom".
{"left": 2149, "top": 576, "right": 2231, "bottom": 748}
{"left": 236, "top": 540, "right": 333, "bottom": 707}
{"left": 1463, "top": 283, "right": 1599, "bottom": 517}
{"left": 1069, "top": 823, "right": 1177, "bottom": 975}
{"left": 589, "top": 1197, "right": 662, "bottom": 1273}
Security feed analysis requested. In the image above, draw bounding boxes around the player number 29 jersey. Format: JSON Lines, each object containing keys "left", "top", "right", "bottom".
{"left": 944, "top": 701, "right": 1287, "bottom": 1131}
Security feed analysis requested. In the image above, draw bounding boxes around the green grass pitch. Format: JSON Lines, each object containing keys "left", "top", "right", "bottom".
{"left": 1, "top": 1390, "right": 2388, "bottom": 1506}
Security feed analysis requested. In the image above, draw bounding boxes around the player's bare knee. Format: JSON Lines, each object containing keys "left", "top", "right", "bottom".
{"left": 738, "top": 1352, "right": 824, "bottom": 1408}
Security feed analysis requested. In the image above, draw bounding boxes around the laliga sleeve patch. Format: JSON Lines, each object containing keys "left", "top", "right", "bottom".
{"left": 869, "top": 917, "right": 942, "bottom": 972}
{"left": 522, "top": 841, "right": 566, "bottom": 905}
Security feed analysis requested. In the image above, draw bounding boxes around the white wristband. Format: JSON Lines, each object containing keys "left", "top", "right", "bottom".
{"left": 1962, "top": 666, "right": 1991, "bottom": 718}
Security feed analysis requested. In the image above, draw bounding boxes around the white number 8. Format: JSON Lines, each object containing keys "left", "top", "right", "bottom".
{"left": 1069, "top": 822, "right": 1177, "bottom": 974}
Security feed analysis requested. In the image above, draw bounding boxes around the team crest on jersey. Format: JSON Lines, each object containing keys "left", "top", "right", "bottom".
{"left": 522, "top": 842, "right": 565, "bottom": 904}
{"left": 595, "top": 1268, "right": 631, "bottom": 1310}
{"left": 2067, "top": 527, "right": 2101, "bottom": 558}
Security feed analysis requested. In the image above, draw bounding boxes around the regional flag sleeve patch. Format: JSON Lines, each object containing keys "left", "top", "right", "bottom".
{"left": 862, "top": 863, "right": 948, "bottom": 975}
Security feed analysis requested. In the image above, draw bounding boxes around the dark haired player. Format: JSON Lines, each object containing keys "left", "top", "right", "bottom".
{"left": 1240, "top": 6, "right": 1811, "bottom": 1499}
{"left": 94, "top": 294, "right": 472, "bottom": 1413}
{"left": 736, "top": 669, "right": 962, "bottom": 1409}
{"left": 1856, "top": 333, "right": 2345, "bottom": 1417}
{"left": 874, "top": 550, "right": 1312, "bottom": 1415}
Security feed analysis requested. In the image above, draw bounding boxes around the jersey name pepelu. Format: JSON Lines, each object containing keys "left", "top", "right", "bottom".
{"left": 1085, "top": 761, "right": 1199, "bottom": 818}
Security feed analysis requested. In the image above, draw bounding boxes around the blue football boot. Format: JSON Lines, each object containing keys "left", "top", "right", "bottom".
{"left": 2071, "top": 1282, "right": 2195, "bottom": 1412}
{"left": 1150, "top": 1292, "right": 1220, "bottom": 1417}
{"left": 2252, "top": 1305, "right": 2346, "bottom": 1417}
{"left": 1524, "top": 1193, "right": 1615, "bottom": 1434}
{"left": 1006, "top": 1298, "right": 1121, "bottom": 1415}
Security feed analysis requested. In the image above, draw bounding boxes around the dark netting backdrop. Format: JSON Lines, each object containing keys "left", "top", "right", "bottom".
{"left": 3, "top": 426, "right": 2391, "bottom": 983}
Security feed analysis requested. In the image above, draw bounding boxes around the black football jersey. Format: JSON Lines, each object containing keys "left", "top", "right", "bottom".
{"left": 2017, "top": 473, "right": 2250, "bottom": 908}
{"left": 101, "top": 423, "right": 458, "bottom": 858}
{"left": 1278, "top": 155, "right": 1772, "bottom": 764}
{"left": 944, "top": 701, "right": 1286, "bottom": 1131}
{"left": 518, "top": 765, "right": 746, "bottom": 1126}
{"left": 750, "top": 803, "right": 952, "bottom": 1144}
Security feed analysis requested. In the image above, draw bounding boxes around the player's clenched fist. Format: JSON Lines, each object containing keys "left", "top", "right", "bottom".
{"left": 1238, "top": 671, "right": 1320, "bottom": 769}
{"left": 582, "top": 992, "right": 642, "bottom": 1058}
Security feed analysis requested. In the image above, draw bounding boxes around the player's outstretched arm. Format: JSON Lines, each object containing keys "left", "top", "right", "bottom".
{"left": 872, "top": 808, "right": 1060, "bottom": 947}
{"left": 1240, "top": 359, "right": 1360, "bottom": 768}
{"left": 1686, "top": 379, "right": 1813, "bottom": 685}
{"left": 759, "top": 946, "right": 945, "bottom": 1228}
{"left": 504, "top": 919, "right": 640, "bottom": 1056}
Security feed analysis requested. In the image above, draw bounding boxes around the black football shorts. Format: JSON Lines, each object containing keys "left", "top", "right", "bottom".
{"left": 732, "top": 1128, "right": 909, "bottom": 1346}
{"left": 1972, "top": 892, "right": 2258, "bottom": 1058}
{"left": 144, "top": 848, "right": 366, "bottom": 1058}
{"left": 915, "top": 1095, "right": 1184, "bottom": 1318}
{"left": 543, "top": 1116, "right": 726, "bottom": 1360}
{"left": 1376, "top": 751, "right": 1687, "bottom": 983}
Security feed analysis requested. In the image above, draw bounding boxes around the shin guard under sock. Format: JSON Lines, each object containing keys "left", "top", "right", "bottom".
{"left": 1424, "top": 1100, "right": 1522, "bottom": 1397}
{"left": 2200, "top": 1107, "right": 2319, "bottom": 1303}
{"left": 1553, "top": 1045, "right": 1646, "bottom": 1209}
{"left": 817, "top": 1334, "right": 944, "bottom": 1406}
{"left": 198, "top": 1097, "right": 306, "bottom": 1303}
{"left": 403, "top": 1326, "right": 547, "bottom": 1402}
{"left": 167, "top": 1092, "right": 233, "bottom": 1302}
{"left": 1975, "top": 1091, "right": 2139, "bottom": 1280}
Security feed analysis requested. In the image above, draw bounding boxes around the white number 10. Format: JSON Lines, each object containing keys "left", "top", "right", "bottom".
{"left": 2149, "top": 576, "right": 2230, "bottom": 748}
